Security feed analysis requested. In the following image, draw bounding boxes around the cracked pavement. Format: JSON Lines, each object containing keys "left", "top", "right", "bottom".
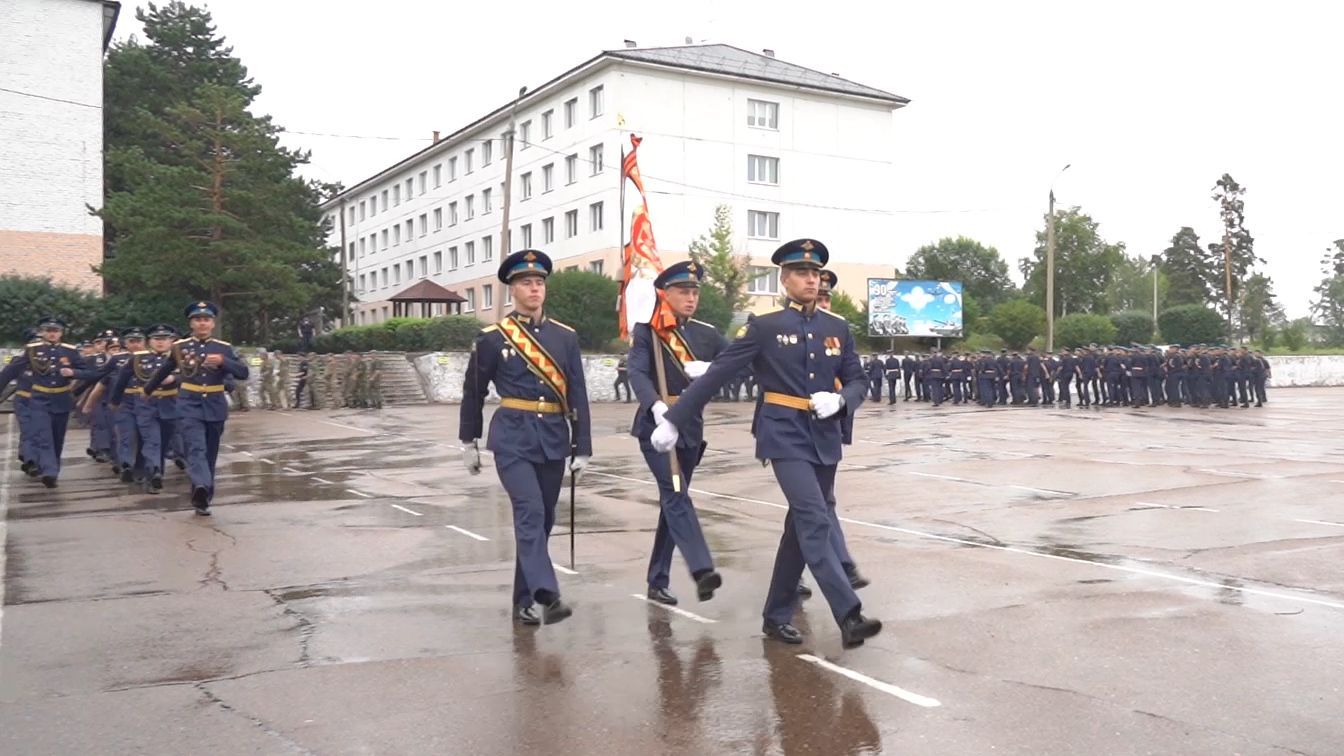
{"left": 2, "top": 389, "right": 1343, "bottom": 754}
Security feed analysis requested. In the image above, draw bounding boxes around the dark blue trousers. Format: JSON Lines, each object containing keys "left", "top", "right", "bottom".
{"left": 179, "top": 415, "right": 224, "bottom": 500}
{"left": 90, "top": 401, "right": 113, "bottom": 455}
{"left": 1165, "top": 374, "right": 1183, "bottom": 405}
{"left": 925, "top": 377, "right": 944, "bottom": 405}
{"left": 643, "top": 443, "right": 714, "bottom": 590}
{"left": 114, "top": 401, "right": 141, "bottom": 475}
{"left": 27, "top": 400, "right": 69, "bottom": 478}
{"left": 14, "top": 395, "right": 34, "bottom": 464}
{"left": 763, "top": 460, "right": 860, "bottom": 627}
{"left": 977, "top": 377, "right": 995, "bottom": 407}
{"left": 1130, "top": 376, "right": 1149, "bottom": 406}
{"left": 496, "top": 455, "right": 564, "bottom": 607}
{"left": 135, "top": 402, "right": 175, "bottom": 478}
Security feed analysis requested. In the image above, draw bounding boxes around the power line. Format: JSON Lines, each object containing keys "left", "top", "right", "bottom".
{"left": 0, "top": 85, "right": 101, "bottom": 110}
{"left": 283, "top": 129, "right": 431, "bottom": 142}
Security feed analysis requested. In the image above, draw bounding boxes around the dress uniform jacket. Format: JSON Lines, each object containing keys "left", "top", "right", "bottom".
{"left": 627, "top": 319, "right": 726, "bottom": 449}
{"left": 144, "top": 337, "right": 250, "bottom": 419}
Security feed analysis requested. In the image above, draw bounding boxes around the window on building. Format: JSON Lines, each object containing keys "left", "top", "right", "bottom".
{"left": 393, "top": 225, "right": 401, "bottom": 245}
{"left": 449, "top": 201, "right": 458, "bottom": 225}
{"left": 359, "top": 238, "right": 366, "bottom": 257}
{"left": 417, "top": 256, "right": 427, "bottom": 277}
{"left": 405, "top": 219, "right": 414, "bottom": 240}
{"left": 565, "top": 154, "right": 578, "bottom": 184}
{"left": 748, "top": 99, "right": 780, "bottom": 129}
{"left": 381, "top": 229, "right": 388, "bottom": 249}
{"left": 589, "top": 144, "right": 604, "bottom": 175}
{"left": 358, "top": 273, "right": 366, "bottom": 292}
{"left": 482, "top": 235, "right": 493, "bottom": 262}
{"left": 482, "top": 139, "right": 493, "bottom": 165}
{"left": 393, "top": 184, "right": 401, "bottom": 206}
{"left": 466, "top": 241, "right": 476, "bottom": 266}
{"left": 369, "top": 194, "right": 378, "bottom": 214}
{"left": 394, "top": 265, "right": 402, "bottom": 285}
{"left": 348, "top": 242, "right": 355, "bottom": 262}
{"left": 520, "top": 223, "right": 532, "bottom": 248}
{"left": 541, "top": 109, "right": 553, "bottom": 140}
{"left": 381, "top": 190, "right": 388, "bottom": 211}
{"left": 433, "top": 207, "right": 443, "bottom": 231}
{"left": 348, "top": 206, "right": 356, "bottom": 225}
{"left": 464, "top": 288, "right": 475, "bottom": 312}
{"left": 433, "top": 250, "right": 442, "bottom": 274}
{"left": 483, "top": 283, "right": 494, "bottom": 309}
{"left": 482, "top": 188, "right": 492, "bottom": 214}
{"left": 747, "top": 210, "right": 780, "bottom": 239}
{"left": 589, "top": 85, "right": 604, "bottom": 118}
{"left": 519, "top": 120, "right": 531, "bottom": 149}
{"left": 380, "top": 268, "right": 388, "bottom": 288}
{"left": 369, "top": 234, "right": 377, "bottom": 253}
{"left": 418, "top": 171, "right": 427, "bottom": 194}
{"left": 542, "top": 163, "right": 554, "bottom": 192}
{"left": 449, "top": 246, "right": 459, "bottom": 270}
{"left": 748, "top": 155, "right": 780, "bottom": 185}
{"left": 748, "top": 265, "right": 779, "bottom": 294}
{"left": 359, "top": 200, "right": 366, "bottom": 220}
{"left": 448, "top": 156, "right": 457, "bottom": 181}
{"left": 520, "top": 172, "right": 532, "bottom": 200}
{"left": 564, "top": 97, "right": 577, "bottom": 128}
{"left": 465, "top": 148, "right": 474, "bottom": 173}
{"left": 433, "top": 164, "right": 442, "bottom": 187}
{"left": 542, "top": 217, "right": 555, "bottom": 243}
{"left": 419, "top": 214, "right": 428, "bottom": 236}
{"left": 588, "top": 260, "right": 604, "bottom": 276}
{"left": 465, "top": 195, "right": 475, "bottom": 220}
{"left": 505, "top": 286, "right": 513, "bottom": 305}
{"left": 589, "top": 201, "right": 604, "bottom": 232}
{"left": 405, "top": 178, "right": 413, "bottom": 200}
{"left": 565, "top": 209, "right": 579, "bottom": 238}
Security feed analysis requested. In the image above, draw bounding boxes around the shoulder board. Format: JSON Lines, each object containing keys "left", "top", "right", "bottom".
{"left": 24, "top": 340, "right": 41, "bottom": 347}
{"left": 818, "top": 309, "right": 846, "bottom": 320}
{"left": 480, "top": 324, "right": 499, "bottom": 333}
{"left": 548, "top": 320, "right": 575, "bottom": 332}
{"left": 61, "top": 343, "right": 77, "bottom": 349}
{"left": 174, "top": 337, "right": 191, "bottom": 344}
{"left": 133, "top": 350, "right": 150, "bottom": 356}
{"left": 210, "top": 338, "right": 232, "bottom": 346}
{"left": 757, "top": 308, "right": 784, "bottom": 318}
{"left": 688, "top": 318, "right": 718, "bottom": 330}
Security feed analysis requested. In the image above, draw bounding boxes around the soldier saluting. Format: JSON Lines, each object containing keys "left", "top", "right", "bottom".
{"left": 651, "top": 239, "right": 882, "bottom": 649}
{"left": 459, "top": 249, "right": 592, "bottom": 627}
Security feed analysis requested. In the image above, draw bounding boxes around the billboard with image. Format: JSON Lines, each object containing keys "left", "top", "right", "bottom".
{"left": 866, "top": 279, "right": 964, "bottom": 338}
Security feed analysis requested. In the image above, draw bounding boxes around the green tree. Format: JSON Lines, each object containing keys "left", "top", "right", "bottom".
{"left": 827, "top": 290, "right": 867, "bottom": 345}
{"left": 100, "top": 3, "right": 338, "bottom": 344}
{"left": 1105, "top": 254, "right": 1167, "bottom": 315}
{"left": 1281, "top": 318, "right": 1309, "bottom": 351}
{"left": 1109, "top": 311, "right": 1155, "bottom": 345}
{"left": 1206, "top": 174, "right": 1261, "bottom": 333}
{"left": 1055, "top": 313, "right": 1117, "bottom": 349}
{"left": 1158, "top": 304, "right": 1225, "bottom": 346}
{"left": 1312, "top": 240, "right": 1344, "bottom": 346}
{"left": 1238, "top": 273, "right": 1285, "bottom": 346}
{"left": 692, "top": 284, "right": 733, "bottom": 332}
{"left": 0, "top": 276, "right": 100, "bottom": 345}
{"left": 687, "top": 205, "right": 751, "bottom": 315}
{"left": 544, "top": 270, "right": 619, "bottom": 349}
{"left": 988, "top": 299, "right": 1046, "bottom": 349}
{"left": 1020, "top": 207, "right": 1126, "bottom": 316}
{"left": 905, "top": 236, "right": 1016, "bottom": 308}
{"left": 1161, "top": 227, "right": 1213, "bottom": 307}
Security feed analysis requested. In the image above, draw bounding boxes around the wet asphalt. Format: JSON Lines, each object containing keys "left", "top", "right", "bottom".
{"left": 2, "top": 389, "right": 1343, "bottom": 754}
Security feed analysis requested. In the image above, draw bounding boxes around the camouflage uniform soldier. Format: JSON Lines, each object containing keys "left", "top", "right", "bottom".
{"left": 276, "top": 354, "right": 292, "bottom": 409}
{"left": 342, "top": 354, "right": 361, "bottom": 408}
{"left": 260, "top": 350, "right": 277, "bottom": 409}
{"left": 352, "top": 356, "right": 370, "bottom": 408}
{"left": 304, "top": 356, "right": 321, "bottom": 409}
{"left": 367, "top": 359, "right": 384, "bottom": 409}
{"left": 321, "top": 355, "right": 338, "bottom": 408}
{"left": 232, "top": 349, "right": 252, "bottom": 411}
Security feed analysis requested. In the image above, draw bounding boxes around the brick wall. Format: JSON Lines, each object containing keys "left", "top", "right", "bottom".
{"left": 0, "top": 229, "right": 102, "bottom": 292}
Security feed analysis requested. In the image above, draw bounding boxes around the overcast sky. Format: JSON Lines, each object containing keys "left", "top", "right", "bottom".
{"left": 114, "top": 0, "right": 1342, "bottom": 318}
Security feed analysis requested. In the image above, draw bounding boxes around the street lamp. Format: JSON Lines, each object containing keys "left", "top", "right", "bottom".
{"left": 1044, "top": 163, "right": 1071, "bottom": 351}
{"left": 1150, "top": 254, "right": 1162, "bottom": 336}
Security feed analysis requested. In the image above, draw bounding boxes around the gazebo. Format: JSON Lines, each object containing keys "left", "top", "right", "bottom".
{"left": 387, "top": 280, "right": 468, "bottom": 318}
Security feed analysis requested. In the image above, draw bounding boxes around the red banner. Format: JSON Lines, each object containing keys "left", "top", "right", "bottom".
{"left": 618, "top": 134, "right": 666, "bottom": 339}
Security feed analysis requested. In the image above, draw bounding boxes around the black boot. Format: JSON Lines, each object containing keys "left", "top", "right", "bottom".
{"left": 191, "top": 486, "right": 211, "bottom": 515}
{"left": 840, "top": 611, "right": 882, "bottom": 648}
{"left": 695, "top": 570, "right": 722, "bottom": 602}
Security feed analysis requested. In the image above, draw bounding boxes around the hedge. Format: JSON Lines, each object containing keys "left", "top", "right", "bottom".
{"left": 278, "top": 315, "right": 484, "bottom": 353}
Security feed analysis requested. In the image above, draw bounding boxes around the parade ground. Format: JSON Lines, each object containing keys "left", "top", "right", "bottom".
{"left": 2, "top": 389, "right": 1342, "bottom": 755}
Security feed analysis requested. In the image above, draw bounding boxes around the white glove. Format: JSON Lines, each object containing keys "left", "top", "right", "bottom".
{"left": 463, "top": 441, "right": 482, "bottom": 475}
{"left": 684, "top": 361, "right": 710, "bottom": 379}
{"left": 651, "top": 400, "right": 669, "bottom": 425}
{"left": 569, "top": 455, "right": 590, "bottom": 482}
{"left": 810, "top": 391, "right": 845, "bottom": 420}
{"left": 650, "top": 419, "right": 680, "bottom": 453}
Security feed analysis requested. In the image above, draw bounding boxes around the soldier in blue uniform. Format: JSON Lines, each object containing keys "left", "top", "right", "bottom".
{"left": 143, "top": 302, "right": 250, "bottom": 515}
{"left": 1008, "top": 351, "right": 1026, "bottom": 404}
{"left": 1252, "top": 350, "right": 1269, "bottom": 406}
{"left": 1103, "top": 347, "right": 1126, "bottom": 406}
{"left": 0, "top": 317, "right": 99, "bottom": 487}
{"left": 975, "top": 350, "right": 997, "bottom": 407}
{"left": 867, "top": 355, "right": 884, "bottom": 402}
{"left": 1164, "top": 345, "right": 1185, "bottom": 407}
{"left": 948, "top": 352, "right": 967, "bottom": 405}
{"left": 111, "top": 323, "right": 180, "bottom": 494}
{"left": 459, "top": 249, "right": 592, "bottom": 626}
{"left": 628, "top": 261, "right": 726, "bottom": 606}
{"left": 81, "top": 330, "right": 117, "bottom": 463}
{"left": 9, "top": 328, "right": 40, "bottom": 476}
{"left": 1128, "top": 345, "right": 1149, "bottom": 408}
{"left": 106, "top": 327, "right": 148, "bottom": 481}
{"left": 651, "top": 239, "right": 881, "bottom": 649}
{"left": 1024, "top": 348, "right": 1042, "bottom": 406}
{"left": 886, "top": 354, "right": 903, "bottom": 404}
{"left": 1056, "top": 348, "right": 1075, "bottom": 408}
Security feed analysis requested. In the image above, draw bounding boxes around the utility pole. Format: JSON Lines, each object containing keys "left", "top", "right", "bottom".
{"left": 1150, "top": 254, "right": 1160, "bottom": 335}
{"left": 338, "top": 199, "right": 349, "bottom": 327}
{"left": 1045, "top": 164, "right": 1070, "bottom": 352}
{"left": 494, "top": 85, "right": 527, "bottom": 323}
{"left": 1222, "top": 231, "right": 1234, "bottom": 343}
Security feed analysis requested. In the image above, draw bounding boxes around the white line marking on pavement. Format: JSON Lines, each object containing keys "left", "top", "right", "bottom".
{"left": 346, "top": 489, "right": 372, "bottom": 498}
{"left": 1198, "top": 468, "right": 1278, "bottom": 479}
{"left": 282, "top": 466, "right": 303, "bottom": 474}
{"left": 311, "top": 477, "right": 333, "bottom": 485}
{"left": 797, "top": 654, "right": 941, "bottom": 708}
{"left": 318, "top": 420, "right": 365, "bottom": 432}
{"left": 552, "top": 562, "right": 579, "bottom": 575}
{"left": 907, "top": 471, "right": 975, "bottom": 484}
{"left": 1294, "top": 518, "right": 1344, "bottom": 529}
{"left": 1330, "top": 480, "right": 1344, "bottom": 484}
{"left": 240, "top": 450, "right": 253, "bottom": 457}
{"left": 0, "top": 416, "right": 13, "bottom": 650}
{"left": 1008, "top": 484, "right": 1073, "bottom": 496}
{"left": 584, "top": 471, "right": 1344, "bottom": 611}
{"left": 390, "top": 504, "right": 423, "bottom": 516}
{"left": 630, "top": 594, "right": 716, "bottom": 623}
{"left": 1134, "top": 501, "right": 1220, "bottom": 513}
{"left": 445, "top": 524, "right": 489, "bottom": 541}
{"left": 258, "top": 458, "right": 275, "bottom": 465}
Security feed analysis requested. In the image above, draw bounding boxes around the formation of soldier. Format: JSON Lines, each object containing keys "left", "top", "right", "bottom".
{"left": 284, "top": 353, "right": 385, "bottom": 410}
{"left": 865, "top": 345, "right": 1272, "bottom": 409}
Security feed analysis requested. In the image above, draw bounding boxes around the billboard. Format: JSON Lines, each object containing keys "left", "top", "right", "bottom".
{"left": 866, "top": 279, "right": 964, "bottom": 338}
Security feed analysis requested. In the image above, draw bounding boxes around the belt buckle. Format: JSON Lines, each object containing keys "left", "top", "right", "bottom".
{"left": 536, "top": 400, "right": 547, "bottom": 413}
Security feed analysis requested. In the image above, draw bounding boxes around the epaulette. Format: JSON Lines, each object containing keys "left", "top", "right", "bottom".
{"left": 61, "top": 342, "right": 77, "bottom": 349}
{"left": 210, "top": 338, "right": 232, "bottom": 346}
{"left": 133, "top": 350, "right": 150, "bottom": 356}
{"left": 549, "top": 319, "right": 575, "bottom": 332}
{"left": 174, "top": 337, "right": 191, "bottom": 344}
{"left": 817, "top": 309, "right": 846, "bottom": 320}
{"left": 480, "top": 324, "right": 499, "bottom": 333}
{"left": 688, "top": 318, "right": 718, "bottom": 330}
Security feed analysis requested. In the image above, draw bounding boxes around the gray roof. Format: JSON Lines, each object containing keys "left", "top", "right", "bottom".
{"left": 607, "top": 44, "right": 908, "bottom": 105}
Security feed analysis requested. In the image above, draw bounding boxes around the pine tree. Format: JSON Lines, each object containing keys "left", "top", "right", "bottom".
{"left": 1206, "top": 174, "right": 1261, "bottom": 334}
{"left": 1161, "top": 227, "right": 1214, "bottom": 307}
{"left": 687, "top": 205, "right": 751, "bottom": 315}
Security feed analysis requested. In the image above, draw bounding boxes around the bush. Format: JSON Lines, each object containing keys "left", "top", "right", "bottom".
{"left": 1158, "top": 304, "right": 1225, "bottom": 346}
{"left": 394, "top": 321, "right": 431, "bottom": 351}
{"left": 544, "top": 270, "right": 620, "bottom": 349}
{"left": 1260, "top": 327, "right": 1279, "bottom": 351}
{"left": 1281, "top": 320, "right": 1307, "bottom": 351}
{"left": 423, "top": 316, "right": 482, "bottom": 350}
{"left": 988, "top": 299, "right": 1046, "bottom": 350}
{"left": 1108, "top": 310, "right": 1154, "bottom": 345}
{"left": 1055, "top": 313, "right": 1117, "bottom": 348}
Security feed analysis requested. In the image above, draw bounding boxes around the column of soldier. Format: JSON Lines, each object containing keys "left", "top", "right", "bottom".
{"left": 461, "top": 240, "right": 885, "bottom": 649}
{"left": 859, "top": 345, "right": 1272, "bottom": 409}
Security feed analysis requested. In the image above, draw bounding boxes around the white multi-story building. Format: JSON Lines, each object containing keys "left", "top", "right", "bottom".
{"left": 320, "top": 43, "right": 907, "bottom": 324}
{"left": 0, "top": 0, "right": 120, "bottom": 293}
